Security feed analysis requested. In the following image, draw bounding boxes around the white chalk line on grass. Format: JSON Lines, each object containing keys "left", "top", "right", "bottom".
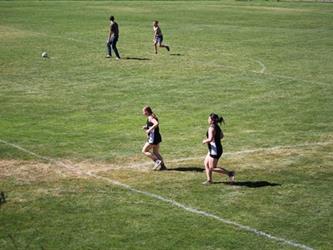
{"left": 130, "top": 141, "right": 333, "bottom": 169}
{"left": 246, "top": 58, "right": 266, "bottom": 74}
{"left": 255, "top": 60, "right": 266, "bottom": 74}
{"left": 0, "top": 138, "right": 316, "bottom": 250}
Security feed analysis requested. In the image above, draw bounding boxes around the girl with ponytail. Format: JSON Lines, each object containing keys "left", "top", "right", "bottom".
{"left": 142, "top": 106, "right": 166, "bottom": 170}
{"left": 202, "top": 113, "right": 235, "bottom": 184}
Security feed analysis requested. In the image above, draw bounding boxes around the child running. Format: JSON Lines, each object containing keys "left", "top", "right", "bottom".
{"left": 153, "top": 20, "right": 170, "bottom": 54}
{"left": 142, "top": 106, "right": 166, "bottom": 171}
{"left": 202, "top": 113, "right": 235, "bottom": 184}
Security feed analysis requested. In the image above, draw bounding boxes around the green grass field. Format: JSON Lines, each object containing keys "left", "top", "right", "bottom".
{"left": 1, "top": 0, "right": 332, "bottom": 249}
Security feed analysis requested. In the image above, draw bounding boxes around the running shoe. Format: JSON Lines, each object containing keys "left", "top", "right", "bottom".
{"left": 153, "top": 160, "right": 162, "bottom": 170}
{"left": 228, "top": 171, "right": 235, "bottom": 182}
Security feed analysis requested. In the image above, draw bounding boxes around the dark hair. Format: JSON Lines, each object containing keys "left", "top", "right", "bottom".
{"left": 110, "top": 16, "right": 115, "bottom": 21}
{"left": 210, "top": 113, "right": 225, "bottom": 124}
{"left": 143, "top": 106, "right": 158, "bottom": 119}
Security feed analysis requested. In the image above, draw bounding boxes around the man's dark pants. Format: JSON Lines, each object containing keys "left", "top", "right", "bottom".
{"left": 107, "top": 36, "right": 120, "bottom": 58}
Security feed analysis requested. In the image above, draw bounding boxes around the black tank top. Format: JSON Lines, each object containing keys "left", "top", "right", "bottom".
{"left": 206, "top": 124, "right": 222, "bottom": 146}
{"left": 147, "top": 118, "right": 160, "bottom": 135}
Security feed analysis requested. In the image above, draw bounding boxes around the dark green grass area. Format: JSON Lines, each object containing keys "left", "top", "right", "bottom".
{"left": 0, "top": 1, "right": 332, "bottom": 250}
{"left": 0, "top": 178, "right": 295, "bottom": 250}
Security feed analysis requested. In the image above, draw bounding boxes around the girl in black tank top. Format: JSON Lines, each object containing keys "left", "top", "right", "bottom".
{"left": 202, "top": 113, "right": 235, "bottom": 184}
{"left": 142, "top": 106, "right": 166, "bottom": 171}
{"left": 146, "top": 118, "right": 162, "bottom": 145}
{"left": 206, "top": 124, "right": 223, "bottom": 159}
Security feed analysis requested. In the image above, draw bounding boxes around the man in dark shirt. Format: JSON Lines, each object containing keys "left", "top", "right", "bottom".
{"left": 106, "top": 16, "right": 120, "bottom": 59}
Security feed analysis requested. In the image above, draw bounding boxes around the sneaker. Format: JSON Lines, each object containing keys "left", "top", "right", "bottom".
{"left": 106, "top": 55, "right": 111, "bottom": 58}
{"left": 228, "top": 171, "right": 235, "bottom": 182}
{"left": 153, "top": 160, "right": 162, "bottom": 170}
{"left": 202, "top": 180, "right": 212, "bottom": 185}
{"left": 116, "top": 57, "right": 121, "bottom": 60}
{"left": 166, "top": 46, "right": 170, "bottom": 51}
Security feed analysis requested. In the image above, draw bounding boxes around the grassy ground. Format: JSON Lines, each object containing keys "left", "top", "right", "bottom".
{"left": 0, "top": 1, "right": 332, "bottom": 249}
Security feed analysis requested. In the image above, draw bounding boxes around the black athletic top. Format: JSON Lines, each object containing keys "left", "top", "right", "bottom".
{"left": 206, "top": 124, "right": 223, "bottom": 158}
{"left": 154, "top": 26, "right": 163, "bottom": 38}
{"left": 146, "top": 117, "right": 162, "bottom": 145}
{"left": 110, "top": 22, "right": 119, "bottom": 37}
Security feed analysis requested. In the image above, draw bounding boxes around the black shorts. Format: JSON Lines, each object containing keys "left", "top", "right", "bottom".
{"left": 209, "top": 152, "right": 222, "bottom": 159}
{"left": 208, "top": 144, "right": 223, "bottom": 159}
{"left": 148, "top": 132, "right": 162, "bottom": 145}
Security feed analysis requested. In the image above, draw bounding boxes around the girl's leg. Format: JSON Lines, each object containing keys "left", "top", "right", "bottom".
{"left": 159, "top": 44, "right": 170, "bottom": 51}
{"left": 142, "top": 142, "right": 158, "bottom": 161}
{"left": 152, "top": 144, "right": 163, "bottom": 162}
{"left": 211, "top": 162, "right": 235, "bottom": 182}
{"left": 203, "top": 154, "right": 212, "bottom": 184}
{"left": 153, "top": 144, "right": 166, "bottom": 170}
{"left": 154, "top": 42, "right": 158, "bottom": 54}
{"left": 208, "top": 157, "right": 218, "bottom": 181}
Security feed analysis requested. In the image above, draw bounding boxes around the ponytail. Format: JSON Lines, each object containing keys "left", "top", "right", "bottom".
{"left": 143, "top": 106, "right": 158, "bottom": 119}
{"left": 218, "top": 116, "right": 225, "bottom": 124}
{"left": 151, "top": 112, "right": 158, "bottom": 120}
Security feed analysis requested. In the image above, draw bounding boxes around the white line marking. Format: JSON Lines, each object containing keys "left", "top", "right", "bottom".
{"left": 0, "top": 138, "right": 316, "bottom": 250}
{"left": 34, "top": 31, "right": 330, "bottom": 86}
{"left": 255, "top": 60, "right": 266, "bottom": 73}
{"left": 130, "top": 141, "right": 333, "bottom": 169}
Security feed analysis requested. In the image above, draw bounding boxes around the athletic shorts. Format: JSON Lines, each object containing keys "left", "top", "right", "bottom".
{"left": 154, "top": 35, "right": 163, "bottom": 44}
{"left": 208, "top": 143, "right": 223, "bottom": 159}
{"left": 148, "top": 131, "right": 162, "bottom": 145}
{"left": 209, "top": 152, "right": 222, "bottom": 159}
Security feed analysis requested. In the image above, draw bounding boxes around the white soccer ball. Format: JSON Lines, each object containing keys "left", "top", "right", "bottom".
{"left": 42, "top": 52, "right": 48, "bottom": 58}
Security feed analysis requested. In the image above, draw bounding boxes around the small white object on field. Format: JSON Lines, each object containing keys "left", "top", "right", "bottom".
{"left": 42, "top": 52, "right": 48, "bottom": 58}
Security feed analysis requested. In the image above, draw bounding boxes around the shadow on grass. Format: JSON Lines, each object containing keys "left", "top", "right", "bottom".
{"left": 222, "top": 181, "right": 281, "bottom": 188}
{"left": 0, "top": 191, "right": 6, "bottom": 206}
{"left": 166, "top": 168, "right": 281, "bottom": 188}
{"left": 170, "top": 53, "right": 183, "bottom": 56}
{"left": 167, "top": 167, "right": 204, "bottom": 172}
{"left": 124, "top": 57, "right": 151, "bottom": 61}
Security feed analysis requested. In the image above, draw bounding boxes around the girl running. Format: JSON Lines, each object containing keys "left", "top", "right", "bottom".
{"left": 202, "top": 113, "right": 235, "bottom": 184}
{"left": 153, "top": 20, "right": 170, "bottom": 54}
{"left": 142, "top": 106, "right": 166, "bottom": 170}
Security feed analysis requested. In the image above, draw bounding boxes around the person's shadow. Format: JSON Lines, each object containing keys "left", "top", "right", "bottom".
{"left": 222, "top": 181, "right": 281, "bottom": 188}
{"left": 167, "top": 167, "right": 281, "bottom": 188}
{"left": 0, "top": 192, "right": 6, "bottom": 206}
{"left": 167, "top": 167, "right": 204, "bottom": 172}
{"left": 124, "top": 57, "right": 151, "bottom": 61}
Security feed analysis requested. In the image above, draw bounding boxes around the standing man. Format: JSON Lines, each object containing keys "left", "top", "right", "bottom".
{"left": 106, "top": 16, "right": 120, "bottom": 59}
